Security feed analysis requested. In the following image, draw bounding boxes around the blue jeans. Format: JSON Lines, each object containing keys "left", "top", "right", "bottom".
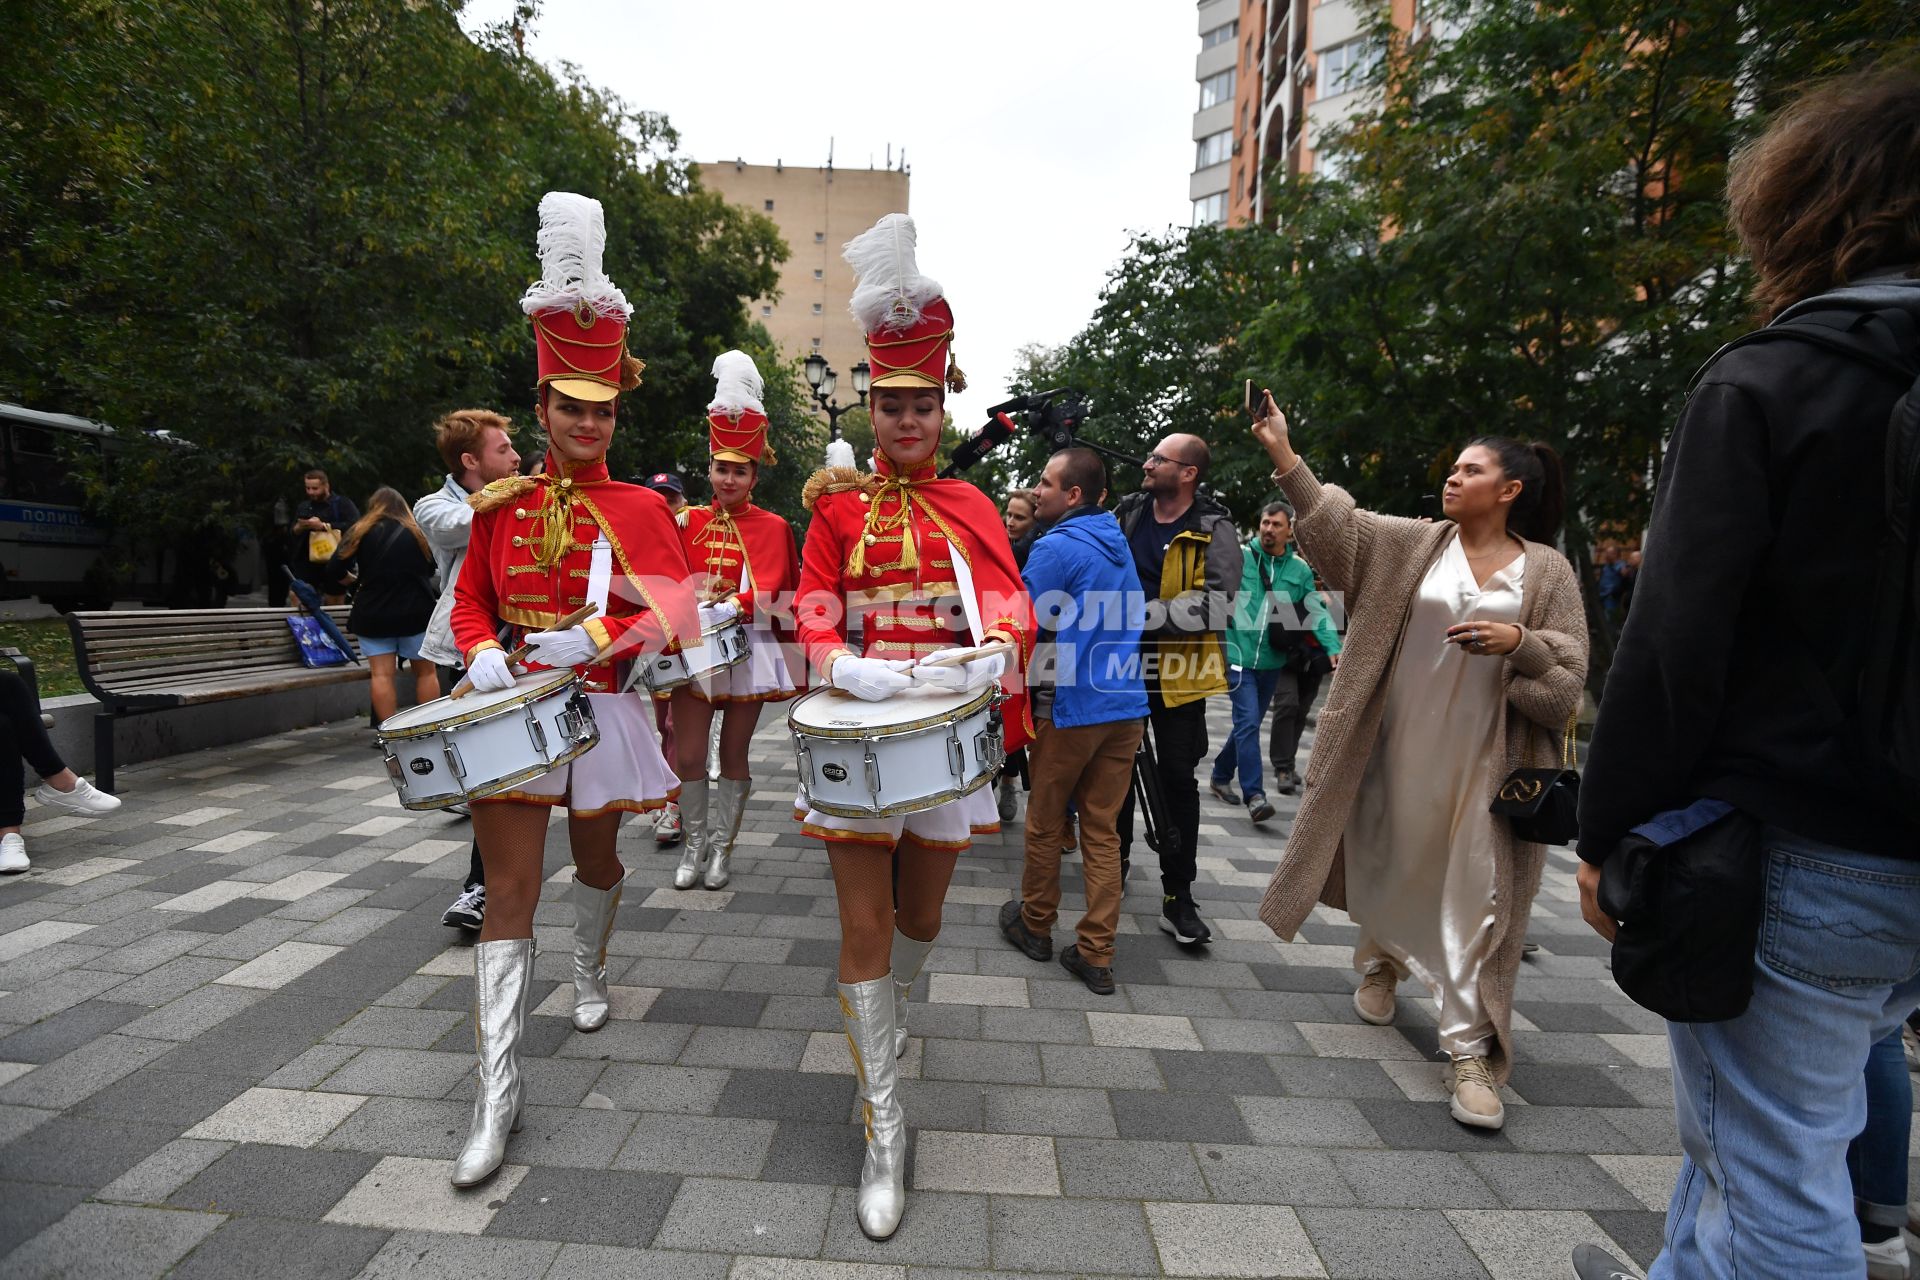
{"left": 1652, "top": 827, "right": 1920, "bottom": 1279}
{"left": 1849, "top": 1029, "right": 1912, "bottom": 1232}
{"left": 1210, "top": 666, "right": 1280, "bottom": 801}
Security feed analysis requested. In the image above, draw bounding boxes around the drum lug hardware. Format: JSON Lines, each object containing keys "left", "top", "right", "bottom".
{"left": 382, "top": 753, "right": 403, "bottom": 784}
{"left": 443, "top": 739, "right": 467, "bottom": 780}
{"left": 795, "top": 735, "right": 815, "bottom": 799}
{"left": 946, "top": 731, "right": 965, "bottom": 783}
{"left": 862, "top": 737, "right": 882, "bottom": 813}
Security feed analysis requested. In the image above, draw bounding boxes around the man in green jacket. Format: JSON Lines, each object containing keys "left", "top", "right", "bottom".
{"left": 1207, "top": 500, "right": 1340, "bottom": 823}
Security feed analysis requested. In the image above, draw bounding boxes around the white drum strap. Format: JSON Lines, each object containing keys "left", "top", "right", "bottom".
{"left": 587, "top": 537, "right": 612, "bottom": 615}
{"left": 949, "top": 544, "right": 985, "bottom": 645}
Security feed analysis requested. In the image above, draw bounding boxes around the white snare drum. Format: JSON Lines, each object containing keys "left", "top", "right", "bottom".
{"left": 789, "top": 684, "right": 1004, "bottom": 818}
{"left": 377, "top": 670, "right": 598, "bottom": 811}
{"left": 638, "top": 620, "right": 750, "bottom": 693}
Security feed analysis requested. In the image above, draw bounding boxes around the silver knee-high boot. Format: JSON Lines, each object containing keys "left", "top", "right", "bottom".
{"left": 672, "top": 779, "right": 710, "bottom": 890}
{"left": 706, "top": 776, "right": 749, "bottom": 890}
{"left": 567, "top": 871, "right": 623, "bottom": 1032}
{"left": 890, "top": 929, "right": 937, "bottom": 1059}
{"left": 839, "top": 976, "right": 907, "bottom": 1240}
{"left": 452, "top": 937, "right": 533, "bottom": 1186}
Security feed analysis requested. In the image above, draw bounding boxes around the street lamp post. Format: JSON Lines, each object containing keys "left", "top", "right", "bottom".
{"left": 803, "top": 354, "right": 870, "bottom": 439}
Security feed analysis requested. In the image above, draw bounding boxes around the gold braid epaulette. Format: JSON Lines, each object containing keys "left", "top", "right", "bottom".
{"left": 469, "top": 475, "right": 542, "bottom": 515}
{"left": 801, "top": 466, "right": 883, "bottom": 513}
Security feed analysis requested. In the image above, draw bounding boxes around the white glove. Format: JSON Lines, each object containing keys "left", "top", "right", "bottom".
{"left": 698, "top": 599, "right": 740, "bottom": 629}
{"left": 522, "top": 625, "right": 601, "bottom": 669}
{"left": 831, "top": 654, "right": 915, "bottom": 702}
{"left": 911, "top": 651, "right": 1007, "bottom": 694}
{"left": 466, "top": 648, "right": 516, "bottom": 693}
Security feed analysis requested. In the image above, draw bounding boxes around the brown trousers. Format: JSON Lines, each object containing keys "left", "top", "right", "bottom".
{"left": 1020, "top": 716, "right": 1144, "bottom": 966}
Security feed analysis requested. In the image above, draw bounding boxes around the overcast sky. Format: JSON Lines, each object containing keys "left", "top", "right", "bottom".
{"left": 461, "top": 0, "right": 1196, "bottom": 420}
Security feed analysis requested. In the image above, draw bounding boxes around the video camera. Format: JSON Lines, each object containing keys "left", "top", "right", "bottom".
{"left": 939, "top": 387, "right": 1140, "bottom": 478}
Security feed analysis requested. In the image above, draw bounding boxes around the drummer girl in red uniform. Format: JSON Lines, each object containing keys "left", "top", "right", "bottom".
{"left": 793, "top": 213, "right": 1033, "bottom": 1240}
{"left": 447, "top": 191, "right": 691, "bottom": 1187}
{"left": 667, "top": 350, "right": 803, "bottom": 891}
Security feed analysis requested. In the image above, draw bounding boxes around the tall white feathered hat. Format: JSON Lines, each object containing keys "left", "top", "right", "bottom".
{"left": 522, "top": 191, "right": 642, "bottom": 401}
{"left": 707, "top": 350, "right": 773, "bottom": 465}
{"left": 843, "top": 213, "right": 965, "bottom": 394}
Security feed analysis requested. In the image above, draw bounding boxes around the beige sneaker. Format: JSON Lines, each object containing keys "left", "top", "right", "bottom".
{"left": 1448, "top": 1054, "right": 1505, "bottom": 1130}
{"left": 1353, "top": 964, "right": 1398, "bottom": 1025}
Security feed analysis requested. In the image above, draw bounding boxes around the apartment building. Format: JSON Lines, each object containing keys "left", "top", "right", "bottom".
{"left": 699, "top": 159, "right": 910, "bottom": 386}
{"left": 1191, "top": 0, "right": 1417, "bottom": 228}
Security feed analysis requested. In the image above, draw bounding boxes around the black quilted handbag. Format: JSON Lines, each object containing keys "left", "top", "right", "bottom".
{"left": 1490, "top": 714, "right": 1579, "bottom": 846}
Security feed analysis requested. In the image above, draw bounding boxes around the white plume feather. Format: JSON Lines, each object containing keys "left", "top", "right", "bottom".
{"left": 520, "top": 191, "right": 632, "bottom": 320}
{"left": 844, "top": 213, "right": 942, "bottom": 334}
{"left": 708, "top": 350, "right": 765, "bottom": 418}
{"left": 824, "top": 438, "right": 857, "bottom": 470}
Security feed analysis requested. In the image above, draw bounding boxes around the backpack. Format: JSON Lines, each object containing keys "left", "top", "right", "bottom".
{"left": 1695, "top": 304, "right": 1920, "bottom": 793}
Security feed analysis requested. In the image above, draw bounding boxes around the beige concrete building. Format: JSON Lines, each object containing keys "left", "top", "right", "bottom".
{"left": 698, "top": 159, "right": 911, "bottom": 392}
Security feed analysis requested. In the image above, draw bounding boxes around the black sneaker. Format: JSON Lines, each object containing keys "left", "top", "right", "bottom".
{"left": 1273, "top": 767, "right": 1298, "bottom": 797}
{"left": 1247, "top": 793, "right": 1276, "bottom": 824}
{"left": 442, "top": 884, "right": 485, "bottom": 930}
{"left": 1159, "top": 895, "right": 1212, "bottom": 946}
{"left": 998, "top": 899, "right": 1052, "bottom": 961}
{"left": 1059, "top": 943, "right": 1115, "bottom": 995}
{"left": 1206, "top": 779, "right": 1241, "bottom": 805}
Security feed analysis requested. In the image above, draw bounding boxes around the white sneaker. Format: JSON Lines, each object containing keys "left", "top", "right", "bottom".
{"left": 33, "top": 777, "right": 121, "bottom": 816}
{"left": 1866, "top": 1233, "right": 1911, "bottom": 1280}
{"left": 0, "top": 833, "right": 27, "bottom": 874}
{"left": 654, "top": 801, "right": 683, "bottom": 846}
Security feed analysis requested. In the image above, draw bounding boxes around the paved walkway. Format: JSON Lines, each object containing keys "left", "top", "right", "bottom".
{"left": 0, "top": 702, "right": 1684, "bottom": 1278}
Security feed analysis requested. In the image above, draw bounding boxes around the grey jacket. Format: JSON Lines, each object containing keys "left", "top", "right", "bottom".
{"left": 414, "top": 475, "right": 472, "bottom": 667}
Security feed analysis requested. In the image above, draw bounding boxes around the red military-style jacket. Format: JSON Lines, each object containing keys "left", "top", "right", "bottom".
{"left": 794, "top": 453, "right": 1035, "bottom": 750}
{"left": 452, "top": 453, "right": 694, "bottom": 692}
{"left": 683, "top": 500, "right": 800, "bottom": 627}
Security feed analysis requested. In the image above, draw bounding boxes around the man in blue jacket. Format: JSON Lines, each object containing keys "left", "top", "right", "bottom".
{"left": 999, "top": 448, "right": 1149, "bottom": 995}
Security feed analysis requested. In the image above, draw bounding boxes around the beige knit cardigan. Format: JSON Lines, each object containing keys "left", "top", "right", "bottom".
{"left": 1257, "top": 461, "right": 1589, "bottom": 1084}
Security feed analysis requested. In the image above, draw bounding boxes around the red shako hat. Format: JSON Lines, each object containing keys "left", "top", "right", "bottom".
{"left": 707, "top": 350, "right": 773, "bottom": 465}
{"left": 844, "top": 214, "right": 965, "bottom": 394}
{"left": 521, "top": 192, "right": 642, "bottom": 403}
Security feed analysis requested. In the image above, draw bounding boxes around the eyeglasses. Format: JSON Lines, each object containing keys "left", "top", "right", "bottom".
{"left": 1145, "top": 453, "right": 1197, "bottom": 471}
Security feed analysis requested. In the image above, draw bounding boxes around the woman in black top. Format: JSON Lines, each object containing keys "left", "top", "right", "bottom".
{"left": 328, "top": 487, "right": 441, "bottom": 723}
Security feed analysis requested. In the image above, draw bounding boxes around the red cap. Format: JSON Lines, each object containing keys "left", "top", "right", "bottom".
{"left": 865, "top": 297, "right": 965, "bottom": 393}
{"left": 532, "top": 304, "right": 633, "bottom": 402}
{"left": 709, "top": 408, "right": 771, "bottom": 464}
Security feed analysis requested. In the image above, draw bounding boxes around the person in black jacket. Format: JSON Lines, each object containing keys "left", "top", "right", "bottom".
{"left": 1572, "top": 69, "right": 1920, "bottom": 1280}
{"left": 328, "top": 487, "right": 441, "bottom": 724}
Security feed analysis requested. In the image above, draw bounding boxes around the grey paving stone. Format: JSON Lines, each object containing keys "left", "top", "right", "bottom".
{"left": 2, "top": 1202, "right": 223, "bottom": 1280}
{"left": 755, "top": 1119, "right": 865, "bottom": 1186}
{"left": 714, "top": 1067, "right": 855, "bottom": 1123}
{"left": 167, "top": 1217, "right": 390, "bottom": 1280}
{"left": 115, "top": 984, "right": 267, "bottom": 1042}
{"left": 1038, "top": 1042, "right": 1163, "bottom": 1090}
{"left": 613, "top": 1112, "right": 777, "bottom": 1178}
{"left": 1353, "top": 1098, "right": 1517, "bottom": 1153}
{"left": 1057, "top": 1137, "right": 1209, "bottom": 1201}
{"left": 1590, "top": 1207, "right": 1667, "bottom": 1270}
{"left": 1197, "top": 1143, "right": 1358, "bottom": 1206}
{"left": 315, "top": 1048, "right": 472, "bottom": 1098}
{"left": 70, "top": 1068, "right": 251, "bottom": 1128}
{"left": 821, "top": 1187, "right": 992, "bottom": 1267}
{"left": 1191, "top": 1014, "right": 1312, "bottom": 1054}
{"left": 545, "top": 1244, "right": 730, "bottom": 1280}
{"left": 652, "top": 1176, "right": 833, "bottom": 1258}
{"left": 446, "top": 1057, "right": 605, "bottom": 1109}
{"left": 989, "top": 1196, "right": 1160, "bottom": 1276}
{"left": 485, "top": 1165, "right": 680, "bottom": 1246}
{"left": 1298, "top": 1206, "right": 1492, "bottom": 1279}
{"left": 356, "top": 1230, "right": 560, "bottom": 1279}
{"left": 1331, "top": 1149, "right": 1504, "bottom": 1208}
{"left": 0, "top": 1034, "right": 175, "bottom": 1111}
{"left": 168, "top": 1142, "right": 380, "bottom": 1219}
{"left": 676, "top": 1025, "right": 807, "bottom": 1071}
{"left": 1110, "top": 1089, "right": 1255, "bottom": 1145}
{"left": 978, "top": 1006, "right": 1091, "bottom": 1045}
{"left": 94, "top": 1139, "right": 233, "bottom": 1206}
{"left": 981, "top": 1084, "right": 1117, "bottom": 1139}
{"left": 1155, "top": 1046, "right": 1285, "bottom": 1096}
{"left": 186, "top": 916, "right": 311, "bottom": 962}
{"left": 323, "top": 1006, "right": 464, "bottom": 1049}
{"left": 1508, "top": 1062, "right": 1644, "bottom": 1109}
{"left": 314, "top": 1097, "right": 470, "bottom": 1160}
{"left": 895, "top": 1080, "right": 988, "bottom": 1134}
{"left": 1501, "top": 1105, "right": 1640, "bottom": 1155}
{"left": 0, "top": 1178, "right": 89, "bottom": 1257}
{"left": 592, "top": 1063, "right": 730, "bottom": 1116}
{"left": 0, "top": 1000, "right": 146, "bottom": 1063}
{"left": 921, "top": 1038, "right": 1043, "bottom": 1086}
{"left": 643, "top": 986, "right": 769, "bottom": 1028}
{"left": 1462, "top": 1152, "right": 1645, "bottom": 1211}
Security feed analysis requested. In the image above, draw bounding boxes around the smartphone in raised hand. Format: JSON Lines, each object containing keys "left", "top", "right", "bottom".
{"left": 1244, "top": 379, "right": 1254, "bottom": 414}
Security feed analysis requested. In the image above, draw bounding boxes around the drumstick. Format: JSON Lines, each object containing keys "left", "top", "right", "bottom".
{"left": 449, "top": 603, "right": 600, "bottom": 699}
{"left": 915, "top": 639, "right": 1015, "bottom": 669}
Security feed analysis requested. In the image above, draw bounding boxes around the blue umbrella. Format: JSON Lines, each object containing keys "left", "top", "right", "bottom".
{"left": 284, "top": 568, "right": 363, "bottom": 665}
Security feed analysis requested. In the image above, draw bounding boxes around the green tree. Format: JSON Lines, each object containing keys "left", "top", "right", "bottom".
{"left": 0, "top": 0, "right": 785, "bottom": 587}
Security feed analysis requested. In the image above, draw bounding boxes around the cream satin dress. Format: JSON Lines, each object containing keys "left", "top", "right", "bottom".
{"left": 1344, "top": 531, "right": 1525, "bottom": 1057}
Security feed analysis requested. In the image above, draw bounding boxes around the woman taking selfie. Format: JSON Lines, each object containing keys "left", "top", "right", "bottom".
{"left": 1251, "top": 389, "right": 1587, "bottom": 1131}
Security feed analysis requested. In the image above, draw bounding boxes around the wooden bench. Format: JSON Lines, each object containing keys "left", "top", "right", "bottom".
{"left": 68, "top": 607, "right": 366, "bottom": 790}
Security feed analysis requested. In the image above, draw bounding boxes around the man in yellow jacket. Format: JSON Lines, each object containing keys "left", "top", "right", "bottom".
{"left": 1111, "top": 432, "right": 1242, "bottom": 946}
